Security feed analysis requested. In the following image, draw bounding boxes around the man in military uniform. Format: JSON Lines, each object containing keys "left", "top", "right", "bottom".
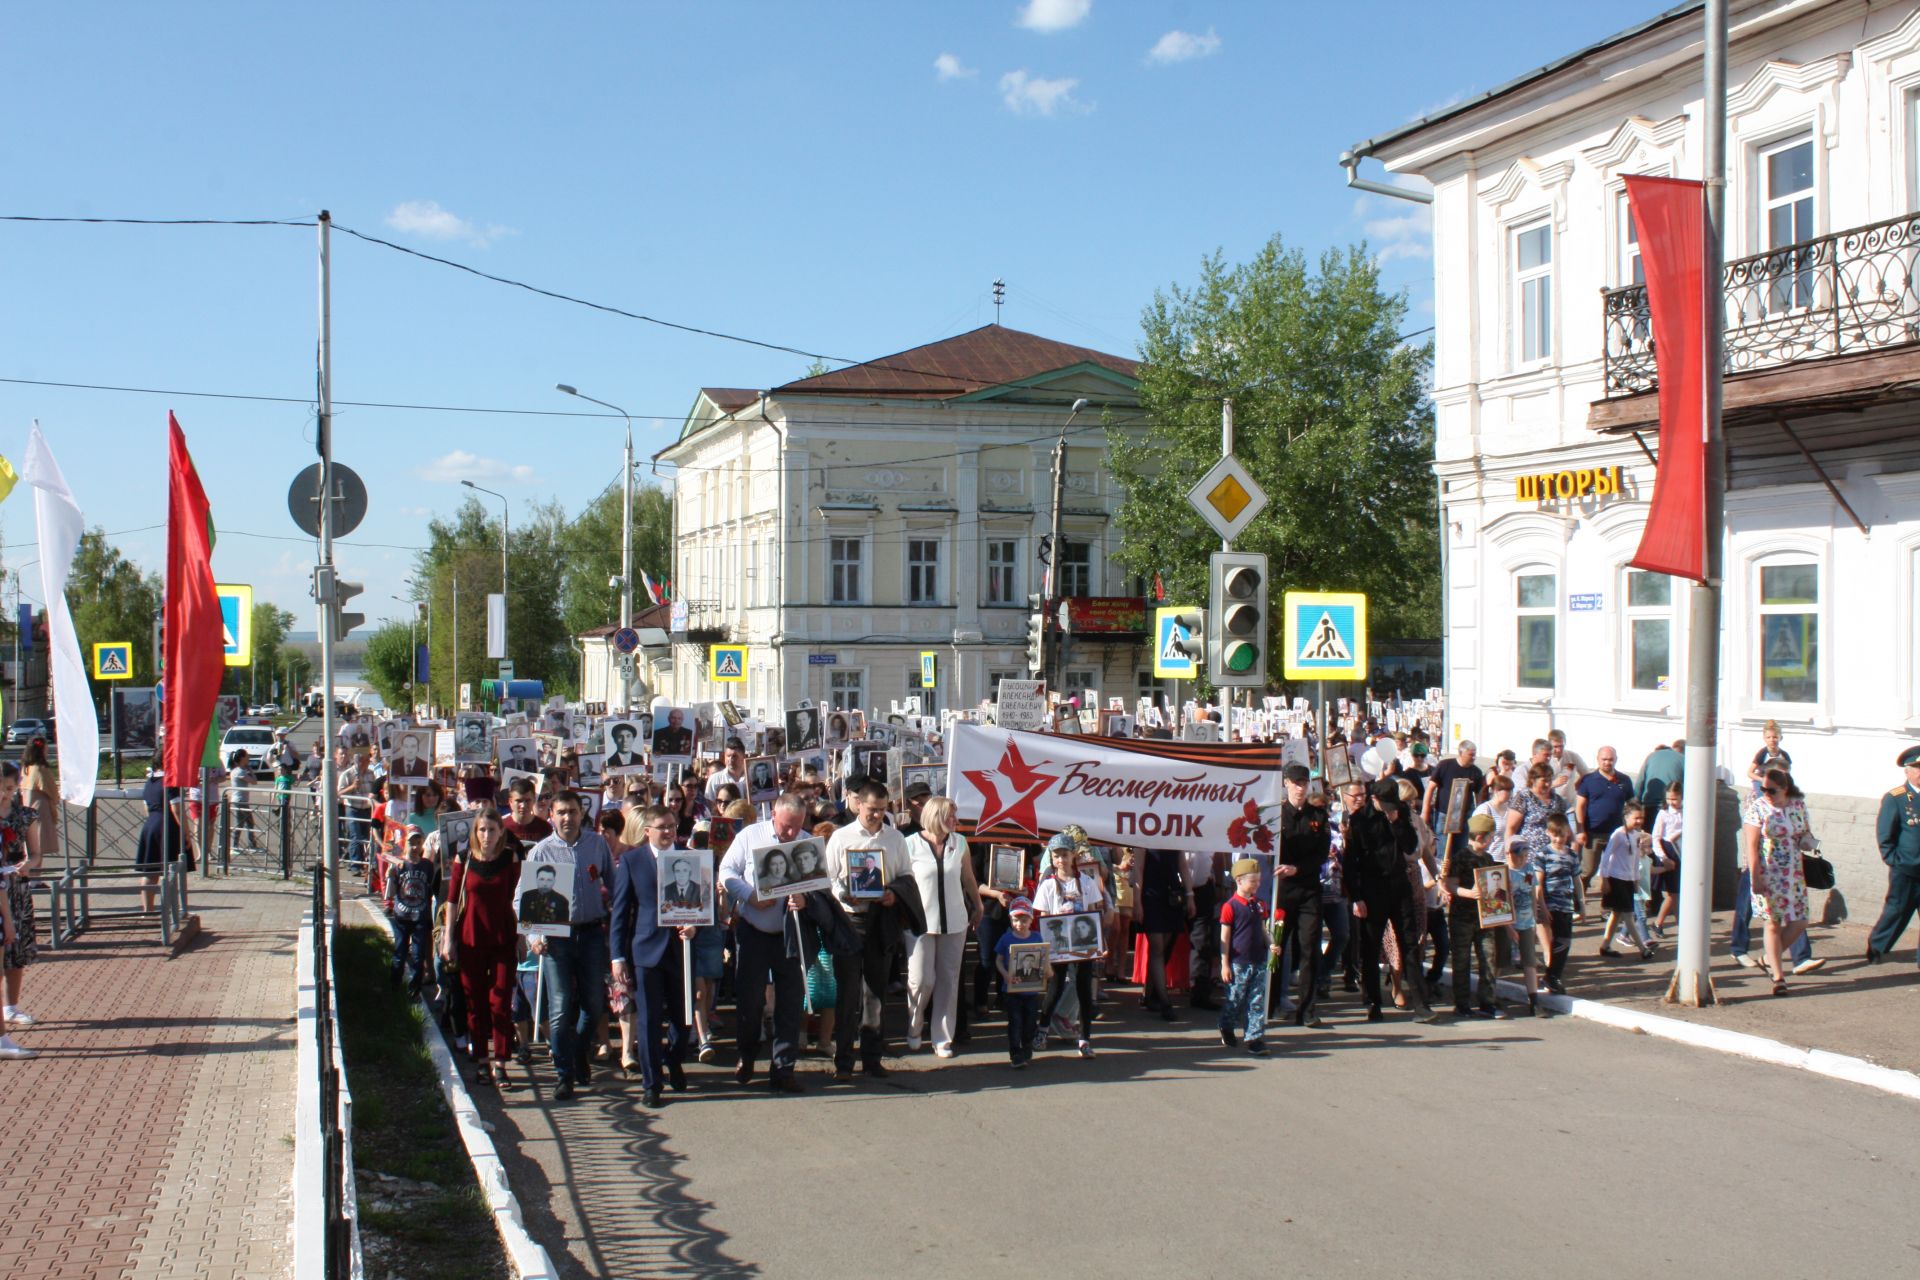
{"left": 1867, "top": 744, "right": 1920, "bottom": 965}
{"left": 1274, "top": 764, "right": 1334, "bottom": 1028}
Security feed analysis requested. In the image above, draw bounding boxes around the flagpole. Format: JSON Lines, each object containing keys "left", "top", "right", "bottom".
{"left": 317, "top": 210, "right": 340, "bottom": 916}
{"left": 1667, "top": 0, "right": 1725, "bottom": 1007}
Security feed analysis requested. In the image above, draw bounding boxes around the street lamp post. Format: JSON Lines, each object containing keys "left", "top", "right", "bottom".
{"left": 402, "top": 576, "right": 433, "bottom": 716}
{"left": 462, "top": 481, "right": 510, "bottom": 674}
{"left": 392, "top": 595, "right": 417, "bottom": 713}
{"left": 557, "top": 383, "right": 635, "bottom": 710}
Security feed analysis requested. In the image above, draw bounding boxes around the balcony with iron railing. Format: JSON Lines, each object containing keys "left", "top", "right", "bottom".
{"left": 1602, "top": 210, "right": 1920, "bottom": 396}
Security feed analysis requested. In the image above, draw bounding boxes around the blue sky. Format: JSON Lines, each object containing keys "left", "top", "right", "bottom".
{"left": 0, "top": 0, "right": 1652, "bottom": 629}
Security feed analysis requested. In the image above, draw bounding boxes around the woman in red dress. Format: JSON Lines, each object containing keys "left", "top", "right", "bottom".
{"left": 441, "top": 809, "right": 522, "bottom": 1087}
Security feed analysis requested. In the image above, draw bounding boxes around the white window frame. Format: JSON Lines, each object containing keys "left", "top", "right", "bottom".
{"left": 1617, "top": 191, "right": 1644, "bottom": 288}
{"left": 1062, "top": 668, "right": 1098, "bottom": 708}
{"left": 1512, "top": 218, "right": 1554, "bottom": 366}
{"left": 906, "top": 537, "right": 943, "bottom": 606}
{"left": 828, "top": 669, "right": 865, "bottom": 713}
{"left": 1754, "top": 556, "right": 1820, "bottom": 707}
{"left": 829, "top": 535, "right": 865, "bottom": 605}
{"left": 1755, "top": 130, "right": 1817, "bottom": 316}
{"left": 1513, "top": 567, "right": 1557, "bottom": 692}
{"left": 1057, "top": 538, "right": 1094, "bottom": 599}
{"left": 1622, "top": 568, "right": 1674, "bottom": 698}
{"left": 984, "top": 537, "right": 1020, "bottom": 606}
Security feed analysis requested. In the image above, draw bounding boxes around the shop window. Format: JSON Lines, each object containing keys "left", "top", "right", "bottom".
{"left": 1625, "top": 570, "right": 1672, "bottom": 692}
{"left": 1758, "top": 560, "right": 1818, "bottom": 704}
{"left": 1515, "top": 570, "right": 1556, "bottom": 690}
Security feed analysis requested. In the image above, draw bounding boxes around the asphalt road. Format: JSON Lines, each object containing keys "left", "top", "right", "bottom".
{"left": 478, "top": 993, "right": 1920, "bottom": 1279}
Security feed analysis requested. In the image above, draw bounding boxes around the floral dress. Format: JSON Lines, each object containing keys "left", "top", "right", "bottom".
{"left": 1, "top": 800, "right": 39, "bottom": 968}
{"left": 1748, "top": 796, "right": 1812, "bottom": 926}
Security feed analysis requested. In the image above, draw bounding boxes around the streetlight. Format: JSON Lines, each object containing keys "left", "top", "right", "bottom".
{"left": 557, "top": 383, "right": 635, "bottom": 710}
{"left": 1045, "top": 398, "right": 1090, "bottom": 685}
{"left": 401, "top": 576, "right": 434, "bottom": 715}
{"left": 391, "top": 595, "right": 419, "bottom": 713}
{"left": 461, "top": 480, "right": 509, "bottom": 673}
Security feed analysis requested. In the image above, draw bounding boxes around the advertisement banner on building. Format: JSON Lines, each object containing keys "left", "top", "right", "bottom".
{"left": 1057, "top": 597, "right": 1148, "bottom": 634}
{"left": 947, "top": 722, "right": 1282, "bottom": 849}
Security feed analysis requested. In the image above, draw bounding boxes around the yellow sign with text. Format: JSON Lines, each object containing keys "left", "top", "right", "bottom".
{"left": 1516, "top": 466, "right": 1624, "bottom": 504}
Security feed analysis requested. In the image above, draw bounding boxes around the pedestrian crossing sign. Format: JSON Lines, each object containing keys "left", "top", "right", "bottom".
{"left": 92, "top": 641, "right": 134, "bottom": 681}
{"left": 920, "top": 651, "right": 937, "bottom": 689}
{"left": 1152, "top": 606, "right": 1199, "bottom": 678}
{"left": 1282, "top": 592, "right": 1367, "bottom": 682}
{"left": 216, "top": 583, "right": 253, "bottom": 668}
{"left": 708, "top": 644, "right": 748, "bottom": 682}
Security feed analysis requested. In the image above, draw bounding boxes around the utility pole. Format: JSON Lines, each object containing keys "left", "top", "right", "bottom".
{"left": 556, "top": 385, "right": 634, "bottom": 711}
{"left": 1043, "top": 398, "right": 1088, "bottom": 692}
{"left": 315, "top": 210, "right": 339, "bottom": 915}
{"left": 452, "top": 573, "right": 460, "bottom": 711}
{"left": 1217, "top": 399, "right": 1235, "bottom": 740}
{"left": 1668, "top": 0, "right": 1727, "bottom": 1008}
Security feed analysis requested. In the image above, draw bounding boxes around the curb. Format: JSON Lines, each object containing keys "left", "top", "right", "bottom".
{"left": 1478, "top": 973, "right": 1920, "bottom": 1103}
{"left": 354, "top": 900, "right": 558, "bottom": 1280}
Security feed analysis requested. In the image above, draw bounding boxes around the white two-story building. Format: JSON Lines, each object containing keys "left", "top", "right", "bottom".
{"left": 1351, "top": 0, "right": 1920, "bottom": 888}
{"left": 655, "top": 325, "right": 1154, "bottom": 719}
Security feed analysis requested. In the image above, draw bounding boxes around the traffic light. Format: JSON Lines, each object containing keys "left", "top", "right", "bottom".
{"left": 1025, "top": 604, "right": 1047, "bottom": 674}
{"left": 1172, "top": 609, "right": 1207, "bottom": 666}
{"left": 312, "top": 565, "right": 366, "bottom": 643}
{"left": 1208, "top": 551, "right": 1268, "bottom": 687}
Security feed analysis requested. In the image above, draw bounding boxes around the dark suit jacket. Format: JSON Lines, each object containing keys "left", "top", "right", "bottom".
{"left": 610, "top": 847, "right": 673, "bottom": 969}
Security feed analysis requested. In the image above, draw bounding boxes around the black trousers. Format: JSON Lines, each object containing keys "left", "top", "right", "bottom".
{"left": 1546, "top": 909, "right": 1574, "bottom": 981}
{"left": 1869, "top": 868, "right": 1920, "bottom": 959}
{"left": 830, "top": 950, "right": 886, "bottom": 1072}
{"left": 1041, "top": 958, "right": 1096, "bottom": 1043}
{"left": 1356, "top": 888, "right": 1431, "bottom": 1012}
{"left": 1278, "top": 888, "right": 1324, "bottom": 1023}
{"left": 1190, "top": 882, "right": 1221, "bottom": 1002}
{"left": 1448, "top": 906, "right": 1492, "bottom": 1011}
{"left": 734, "top": 922, "right": 804, "bottom": 1076}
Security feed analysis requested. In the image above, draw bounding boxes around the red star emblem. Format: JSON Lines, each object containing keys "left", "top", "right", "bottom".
{"left": 963, "top": 738, "right": 1060, "bottom": 836}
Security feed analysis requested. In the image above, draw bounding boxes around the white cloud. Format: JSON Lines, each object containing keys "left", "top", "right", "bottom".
{"left": 418, "top": 450, "right": 535, "bottom": 484}
{"left": 384, "top": 200, "right": 515, "bottom": 248}
{"left": 1146, "top": 27, "right": 1220, "bottom": 64}
{"left": 1353, "top": 176, "right": 1434, "bottom": 262}
{"left": 999, "top": 69, "right": 1088, "bottom": 116}
{"left": 1016, "top": 0, "right": 1090, "bottom": 33}
{"left": 934, "top": 52, "right": 976, "bottom": 80}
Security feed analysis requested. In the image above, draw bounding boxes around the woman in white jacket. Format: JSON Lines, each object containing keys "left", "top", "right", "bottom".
{"left": 904, "top": 797, "right": 981, "bottom": 1057}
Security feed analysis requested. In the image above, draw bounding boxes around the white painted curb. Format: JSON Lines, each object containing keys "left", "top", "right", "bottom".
{"left": 355, "top": 900, "right": 559, "bottom": 1280}
{"left": 1470, "top": 971, "right": 1920, "bottom": 1102}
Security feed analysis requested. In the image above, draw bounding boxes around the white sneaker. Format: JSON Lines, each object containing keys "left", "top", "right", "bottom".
{"left": 933, "top": 1044, "right": 954, "bottom": 1059}
{"left": 906, "top": 1032, "right": 923, "bottom": 1051}
{"left": 0, "top": 1035, "right": 36, "bottom": 1059}
{"left": 4, "top": 1009, "right": 34, "bottom": 1028}
{"left": 1077, "top": 1041, "right": 1094, "bottom": 1059}
{"left": 1792, "top": 957, "right": 1826, "bottom": 975}
{"left": 1734, "top": 953, "right": 1759, "bottom": 968}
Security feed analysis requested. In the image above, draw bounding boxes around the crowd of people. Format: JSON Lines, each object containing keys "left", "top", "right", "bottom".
{"left": 190, "top": 704, "right": 1919, "bottom": 1101}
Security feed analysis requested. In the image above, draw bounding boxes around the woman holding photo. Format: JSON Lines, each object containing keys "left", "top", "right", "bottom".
{"left": 441, "top": 809, "right": 522, "bottom": 1088}
{"left": 1033, "top": 832, "right": 1107, "bottom": 1059}
{"left": 903, "top": 797, "right": 981, "bottom": 1058}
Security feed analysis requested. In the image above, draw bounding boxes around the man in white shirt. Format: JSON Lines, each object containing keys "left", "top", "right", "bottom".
{"left": 718, "top": 793, "right": 812, "bottom": 1094}
{"left": 703, "top": 738, "right": 751, "bottom": 803}
{"left": 823, "top": 780, "right": 904, "bottom": 1080}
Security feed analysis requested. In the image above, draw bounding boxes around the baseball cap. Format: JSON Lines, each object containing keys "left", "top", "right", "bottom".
{"left": 904, "top": 780, "right": 933, "bottom": 800}
{"left": 1411, "top": 742, "right": 1429, "bottom": 757}
{"left": 1282, "top": 764, "right": 1311, "bottom": 785}
{"left": 1045, "top": 832, "right": 1076, "bottom": 853}
{"left": 1008, "top": 896, "right": 1035, "bottom": 916}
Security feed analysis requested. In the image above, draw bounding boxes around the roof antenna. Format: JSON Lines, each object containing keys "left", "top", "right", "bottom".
{"left": 992, "top": 278, "right": 1005, "bottom": 325}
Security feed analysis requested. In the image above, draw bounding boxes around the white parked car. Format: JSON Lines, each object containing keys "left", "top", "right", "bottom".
{"left": 219, "top": 726, "right": 278, "bottom": 773}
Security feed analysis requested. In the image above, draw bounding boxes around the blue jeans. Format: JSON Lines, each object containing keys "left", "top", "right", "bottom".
{"left": 1219, "top": 960, "right": 1269, "bottom": 1043}
{"left": 1730, "top": 870, "right": 1812, "bottom": 963}
{"left": 390, "top": 914, "right": 430, "bottom": 985}
{"left": 539, "top": 924, "right": 610, "bottom": 1084}
{"left": 1004, "top": 992, "right": 1040, "bottom": 1063}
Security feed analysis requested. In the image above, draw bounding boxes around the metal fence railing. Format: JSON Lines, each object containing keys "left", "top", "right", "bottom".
{"left": 219, "top": 785, "right": 325, "bottom": 878}
{"left": 45, "top": 785, "right": 200, "bottom": 948}
{"left": 297, "top": 877, "right": 361, "bottom": 1280}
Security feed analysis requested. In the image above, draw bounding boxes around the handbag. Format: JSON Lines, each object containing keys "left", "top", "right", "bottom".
{"left": 438, "top": 859, "right": 472, "bottom": 973}
{"left": 1801, "top": 853, "right": 1835, "bottom": 891}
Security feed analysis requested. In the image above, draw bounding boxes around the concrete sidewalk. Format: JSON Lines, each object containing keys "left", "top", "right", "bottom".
{"left": 0, "top": 874, "right": 308, "bottom": 1280}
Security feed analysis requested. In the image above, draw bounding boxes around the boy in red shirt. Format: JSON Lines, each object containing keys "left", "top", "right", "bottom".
{"left": 1218, "top": 858, "right": 1274, "bottom": 1057}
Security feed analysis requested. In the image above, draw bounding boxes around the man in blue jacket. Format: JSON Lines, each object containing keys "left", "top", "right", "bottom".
{"left": 611, "top": 804, "right": 693, "bottom": 1108}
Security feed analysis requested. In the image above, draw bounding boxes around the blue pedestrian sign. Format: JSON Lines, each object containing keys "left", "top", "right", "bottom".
{"left": 1282, "top": 592, "right": 1367, "bottom": 682}
{"left": 1153, "top": 606, "right": 1199, "bottom": 679}
{"left": 612, "top": 626, "right": 641, "bottom": 654}
{"left": 216, "top": 583, "right": 253, "bottom": 668}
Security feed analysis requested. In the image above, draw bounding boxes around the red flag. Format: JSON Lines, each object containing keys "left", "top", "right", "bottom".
{"left": 1153, "top": 572, "right": 1165, "bottom": 602}
{"left": 1623, "top": 175, "right": 1709, "bottom": 582}
{"left": 164, "top": 413, "right": 223, "bottom": 786}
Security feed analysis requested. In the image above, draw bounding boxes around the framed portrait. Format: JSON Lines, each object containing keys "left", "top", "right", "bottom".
{"left": 501, "top": 767, "right": 542, "bottom": 794}
{"left": 694, "top": 704, "right": 721, "bottom": 755}
{"left": 901, "top": 764, "right": 946, "bottom": 800}
{"left": 797, "top": 750, "right": 828, "bottom": 783}
{"left": 753, "top": 836, "right": 832, "bottom": 902}
{"left": 1443, "top": 778, "right": 1473, "bottom": 835}
{"left": 515, "top": 848, "right": 576, "bottom": 937}
{"left": 111, "top": 687, "right": 160, "bottom": 753}
{"left": 842, "top": 846, "right": 887, "bottom": 900}
{"left": 438, "top": 812, "right": 475, "bottom": 864}
{"left": 540, "top": 705, "right": 572, "bottom": 736}
{"left": 823, "top": 710, "right": 851, "bottom": 749}
{"left": 1005, "top": 941, "right": 1050, "bottom": 993}
{"left": 652, "top": 706, "right": 695, "bottom": 759}
{"left": 785, "top": 706, "right": 822, "bottom": 752}
{"left": 1044, "top": 911, "right": 1104, "bottom": 962}
{"left": 575, "top": 752, "right": 606, "bottom": 787}
{"left": 495, "top": 736, "right": 540, "bottom": 777}
{"left": 388, "top": 729, "right": 433, "bottom": 785}
{"left": 1322, "top": 745, "right": 1354, "bottom": 788}
{"left": 851, "top": 742, "right": 888, "bottom": 783}
{"left": 656, "top": 849, "right": 715, "bottom": 927}
{"left": 746, "top": 755, "right": 779, "bottom": 803}
{"left": 988, "top": 845, "right": 1025, "bottom": 892}
{"left": 603, "top": 718, "right": 648, "bottom": 772}
{"left": 718, "top": 700, "right": 744, "bottom": 727}
{"left": 848, "top": 709, "right": 869, "bottom": 739}
{"left": 453, "top": 712, "right": 492, "bottom": 764}
{"left": 1475, "top": 864, "right": 1515, "bottom": 929}
{"left": 577, "top": 791, "right": 604, "bottom": 820}
{"left": 652, "top": 759, "right": 684, "bottom": 787}
{"left": 763, "top": 725, "right": 788, "bottom": 758}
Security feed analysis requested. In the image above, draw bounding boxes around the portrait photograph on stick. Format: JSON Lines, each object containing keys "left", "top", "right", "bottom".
{"left": 657, "top": 850, "right": 715, "bottom": 927}
{"left": 604, "top": 718, "right": 648, "bottom": 770}
{"left": 454, "top": 712, "right": 492, "bottom": 764}
{"left": 1049, "top": 911, "right": 1104, "bottom": 961}
{"left": 515, "top": 850, "right": 576, "bottom": 937}
{"left": 752, "top": 836, "right": 833, "bottom": 902}
{"left": 1006, "top": 941, "right": 1049, "bottom": 993}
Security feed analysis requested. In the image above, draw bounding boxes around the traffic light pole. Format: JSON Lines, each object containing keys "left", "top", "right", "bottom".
{"left": 316, "top": 210, "right": 339, "bottom": 916}
{"left": 1216, "top": 400, "right": 1234, "bottom": 739}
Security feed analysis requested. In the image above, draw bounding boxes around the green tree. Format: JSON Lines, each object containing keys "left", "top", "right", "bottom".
{"left": 1110, "top": 237, "right": 1438, "bottom": 688}
{"left": 362, "top": 619, "right": 415, "bottom": 710}
{"left": 557, "top": 482, "right": 673, "bottom": 636}
{"left": 65, "top": 528, "right": 165, "bottom": 706}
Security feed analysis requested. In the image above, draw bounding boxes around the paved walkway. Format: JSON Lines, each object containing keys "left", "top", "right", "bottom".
{"left": 0, "top": 873, "right": 308, "bottom": 1280}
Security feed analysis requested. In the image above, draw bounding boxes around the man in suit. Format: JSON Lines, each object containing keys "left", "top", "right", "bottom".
{"left": 607, "top": 722, "right": 644, "bottom": 768}
{"left": 653, "top": 708, "right": 694, "bottom": 758}
{"left": 1868, "top": 744, "right": 1920, "bottom": 965}
{"left": 611, "top": 805, "right": 692, "bottom": 1106}
{"left": 517, "top": 864, "right": 569, "bottom": 926}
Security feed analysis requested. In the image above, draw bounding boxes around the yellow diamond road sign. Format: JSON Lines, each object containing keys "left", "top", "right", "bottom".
{"left": 1187, "top": 455, "right": 1268, "bottom": 542}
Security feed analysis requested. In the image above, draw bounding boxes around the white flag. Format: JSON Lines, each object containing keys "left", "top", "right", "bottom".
{"left": 21, "top": 423, "right": 99, "bottom": 806}
{"left": 486, "top": 592, "right": 505, "bottom": 661}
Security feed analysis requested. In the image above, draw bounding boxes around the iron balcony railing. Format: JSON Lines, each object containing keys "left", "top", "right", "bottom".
{"left": 1602, "top": 210, "right": 1920, "bottom": 395}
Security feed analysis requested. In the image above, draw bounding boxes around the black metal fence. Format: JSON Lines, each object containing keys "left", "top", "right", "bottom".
{"left": 311, "top": 876, "right": 356, "bottom": 1279}
{"left": 1603, "top": 209, "right": 1920, "bottom": 395}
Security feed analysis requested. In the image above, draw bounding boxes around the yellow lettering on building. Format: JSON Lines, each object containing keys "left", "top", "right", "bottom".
{"left": 1516, "top": 465, "right": 1627, "bottom": 505}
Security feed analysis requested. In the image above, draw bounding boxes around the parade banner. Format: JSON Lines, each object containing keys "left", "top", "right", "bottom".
{"left": 947, "top": 722, "right": 1282, "bottom": 850}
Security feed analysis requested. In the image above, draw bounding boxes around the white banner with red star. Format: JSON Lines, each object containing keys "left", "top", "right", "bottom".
{"left": 947, "top": 723, "right": 1285, "bottom": 853}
